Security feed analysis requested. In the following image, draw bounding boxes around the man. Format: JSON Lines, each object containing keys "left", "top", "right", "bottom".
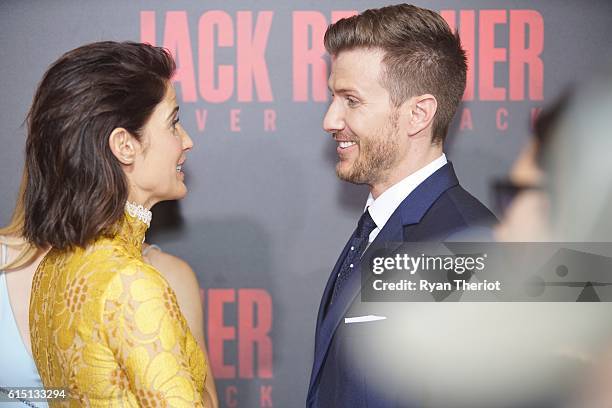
{"left": 308, "top": 4, "right": 497, "bottom": 407}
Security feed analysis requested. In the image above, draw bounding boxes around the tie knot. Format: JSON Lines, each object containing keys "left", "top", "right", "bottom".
{"left": 356, "top": 209, "right": 377, "bottom": 239}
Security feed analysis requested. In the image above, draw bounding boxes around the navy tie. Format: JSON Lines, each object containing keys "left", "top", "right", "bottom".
{"left": 330, "top": 209, "right": 378, "bottom": 304}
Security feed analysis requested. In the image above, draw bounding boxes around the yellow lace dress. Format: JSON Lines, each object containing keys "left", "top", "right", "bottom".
{"left": 29, "top": 212, "right": 206, "bottom": 407}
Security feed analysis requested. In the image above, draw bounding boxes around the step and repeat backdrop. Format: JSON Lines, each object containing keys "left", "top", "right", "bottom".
{"left": 1, "top": 1, "right": 611, "bottom": 406}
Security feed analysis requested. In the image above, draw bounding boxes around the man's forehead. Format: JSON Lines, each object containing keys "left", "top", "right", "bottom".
{"left": 328, "top": 48, "right": 385, "bottom": 92}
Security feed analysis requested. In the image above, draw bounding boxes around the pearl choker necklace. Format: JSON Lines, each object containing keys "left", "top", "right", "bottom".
{"left": 125, "top": 201, "right": 152, "bottom": 227}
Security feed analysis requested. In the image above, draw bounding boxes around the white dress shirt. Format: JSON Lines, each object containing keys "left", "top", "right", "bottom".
{"left": 364, "top": 154, "right": 448, "bottom": 242}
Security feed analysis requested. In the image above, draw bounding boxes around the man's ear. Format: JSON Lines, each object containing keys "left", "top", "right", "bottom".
{"left": 108, "top": 128, "right": 138, "bottom": 165}
{"left": 403, "top": 94, "right": 437, "bottom": 136}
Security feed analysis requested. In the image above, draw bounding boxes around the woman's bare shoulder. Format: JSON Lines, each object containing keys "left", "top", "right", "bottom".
{"left": 143, "top": 246, "right": 200, "bottom": 294}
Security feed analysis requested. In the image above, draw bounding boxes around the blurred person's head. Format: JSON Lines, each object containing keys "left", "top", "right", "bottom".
{"left": 323, "top": 4, "right": 466, "bottom": 195}
{"left": 23, "top": 41, "right": 193, "bottom": 250}
{"left": 494, "top": 91, "right": 571, "bottom": 241}
{"left": 546, "top": 66, "right": 612, "bottom": 241}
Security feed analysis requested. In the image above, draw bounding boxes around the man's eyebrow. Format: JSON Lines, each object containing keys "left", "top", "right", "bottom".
{"left": 327, "top": 85, "right": 362, "bottom": 96}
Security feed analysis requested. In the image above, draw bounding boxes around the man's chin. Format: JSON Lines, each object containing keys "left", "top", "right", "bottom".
{"left": 336, "top": 162, "right": 366, "bottom": 185}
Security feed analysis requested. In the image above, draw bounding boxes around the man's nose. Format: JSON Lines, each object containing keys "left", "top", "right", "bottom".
{"left": 323, "top": 100, "right": 345, "bottom": 135}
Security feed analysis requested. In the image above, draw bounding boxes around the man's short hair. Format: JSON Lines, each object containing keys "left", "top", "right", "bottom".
{"left": 324, "top": 4, "right": 467, "bottom": 144}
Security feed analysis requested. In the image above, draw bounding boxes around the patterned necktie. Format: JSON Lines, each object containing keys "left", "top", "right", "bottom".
{"left": 330, "top": 209, "right": 378, "bottom": 305}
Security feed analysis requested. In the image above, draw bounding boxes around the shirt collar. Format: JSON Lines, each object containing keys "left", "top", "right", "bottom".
{"left": 365, "top": 154, "right": 448, "bottom": 231}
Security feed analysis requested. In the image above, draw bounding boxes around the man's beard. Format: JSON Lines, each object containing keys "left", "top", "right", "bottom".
{"left": 336, "top": 111, "right": 401, "bottom": 186}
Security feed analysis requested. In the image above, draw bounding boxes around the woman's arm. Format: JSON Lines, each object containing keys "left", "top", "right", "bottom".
{"left": 144, "top": 246, "right": 219, "bottom": 408}
{"left": 104, "top": 263, "right": 206, "bottom": 406}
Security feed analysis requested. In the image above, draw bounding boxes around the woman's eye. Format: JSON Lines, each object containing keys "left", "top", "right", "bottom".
{"left": 172, "top": 117, "right": 180, "bottom": 131}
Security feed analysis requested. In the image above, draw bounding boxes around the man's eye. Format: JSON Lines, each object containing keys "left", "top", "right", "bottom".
{"left": 346, "top": 97, "right": 359, "bottom": 107}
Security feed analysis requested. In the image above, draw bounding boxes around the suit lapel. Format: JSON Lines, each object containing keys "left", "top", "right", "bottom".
{"left": 314, "top": 238, "right": 353, "bottom": 341}
{"left": 308, "top": 162, "right": 460, "bottom": 396}
{"left": 308, "top": 232, "right": 355, "bottom": 396}
{"left": 307, "top": 213, "right": 404, "bottom": 400}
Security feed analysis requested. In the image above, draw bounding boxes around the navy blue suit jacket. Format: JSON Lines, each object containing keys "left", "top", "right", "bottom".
{"left": 307, "top": 162, "right": 497, "bottom": 408}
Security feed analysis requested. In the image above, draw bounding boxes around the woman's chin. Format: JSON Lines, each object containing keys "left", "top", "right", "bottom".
{"left": 149, "top": 188, "right": 188, "bottom": 207}
{"left": 173, "top": 184, "right": 188, "bottom": 200}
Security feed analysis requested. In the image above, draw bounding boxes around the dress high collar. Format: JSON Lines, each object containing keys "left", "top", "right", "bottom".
{"left": 114, "top": 211, "right": 149, "bottom": 256}
{"left": 125, "top": 202, "right": 152, "bottom": 227}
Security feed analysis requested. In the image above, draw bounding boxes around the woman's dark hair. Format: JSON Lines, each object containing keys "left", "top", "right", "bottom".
{"left": 24, "top": 41, "right": 175, "bottom": 249}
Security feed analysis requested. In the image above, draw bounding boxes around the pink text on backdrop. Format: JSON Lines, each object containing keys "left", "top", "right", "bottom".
{"left": 141, "top": 9, "right": 543, "bottom": 103}
{"left": 201, "top": 288, "right": 274, "bottom": 407}
{"left": 140, "top": 8, "right": 544, "bottom": 132}
{"left": 201, "top": 288, "right": 273, "bottom": 379}
{"left": 141, "top": 10, "right": 274, "bottom": 103}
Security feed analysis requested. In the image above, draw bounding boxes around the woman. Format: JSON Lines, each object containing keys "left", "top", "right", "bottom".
{"left": 0, "top": 172, "right": 47, "bottom": 407}
{"left": 22, "top": 41, "right": 208, "bottom": 406}
{"left": 0, "top": 175, "right": 218, "bottom": 407}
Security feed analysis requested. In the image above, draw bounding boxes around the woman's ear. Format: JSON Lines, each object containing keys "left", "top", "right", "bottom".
{"left": 108, "top": 128, "right": 138, "bottom": 165}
